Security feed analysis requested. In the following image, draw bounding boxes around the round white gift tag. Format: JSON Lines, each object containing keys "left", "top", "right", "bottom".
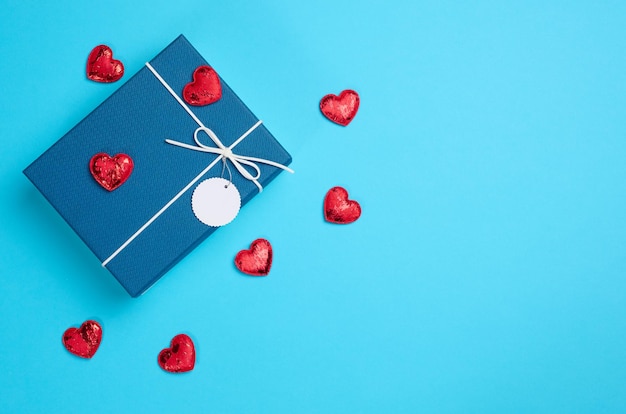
{"left": 191, "top": 177, "right": 241, "bottom": 227}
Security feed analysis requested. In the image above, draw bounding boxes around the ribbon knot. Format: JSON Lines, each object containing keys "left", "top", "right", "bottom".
{"left": 221, "top": 147, "right": 233, "bottom": 159}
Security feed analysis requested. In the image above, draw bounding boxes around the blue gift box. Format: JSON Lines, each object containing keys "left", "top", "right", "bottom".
{"left": 24, "top": 35, "right": 292, "bottom": 297}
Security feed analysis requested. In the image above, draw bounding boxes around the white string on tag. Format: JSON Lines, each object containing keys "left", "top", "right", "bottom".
{"left": 220, "top": 158, "right": 233, "bottom": 186}
{"left": 101, "top": 62, "right": 293, "bottom": 267}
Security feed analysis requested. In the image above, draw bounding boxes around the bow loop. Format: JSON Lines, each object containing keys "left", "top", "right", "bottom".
{"left": 194, "top": 126, "right": 226, "bottom": 150}
{"left": 232, "top": 157, "right": 262, "bottom": 181}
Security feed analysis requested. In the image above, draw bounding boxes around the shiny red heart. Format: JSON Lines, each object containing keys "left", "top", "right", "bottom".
{"left": 324, "top": 186, "right": 362, "bottom": 224}
{"left": 62, "top": 320, "right": 102, "bottom": 359}
{"left": 320, "top": 89, "right": 360, "bottom": 126}
{"left": 89, "top": 153, "right": 133, "bottom": 191}
{"left": 86, "top": 45, "right": 124, "bottom": 83}
{"left": 235, "top": 238, "right": 273, "bottom": 276}
{"left": 183, "top": 65, "right": 222, "bottom": 106}
{"left": 158, "top": 334, "right": 195, "bottom": 373}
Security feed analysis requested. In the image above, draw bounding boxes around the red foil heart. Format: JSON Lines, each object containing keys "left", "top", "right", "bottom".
{"left": 320, "top": 89, "right": 360, "bottom": 126}
{"left": 89, "top": 153, "right": 133, "bottom": 191}
{"left": 183, "top": 65, "right": 222, "bottom": 106}
{"left": 324, "top": 186, "right": 362, "bottom": 224}
{"left": 235, "top": 238, "right": 273, "bottom": 276}
{"left": 158, "top": 334, "right": 195, "bottom": 373}
{"left": 86, "top": 45, "right": 124, "bottom": 83}
{"left": 62, "top": 320, "right": 102, "bottom": 359}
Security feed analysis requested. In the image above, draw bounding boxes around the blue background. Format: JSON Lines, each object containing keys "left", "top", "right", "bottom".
{"left": 1, "top": 0, "right": 625, "bottom": 412}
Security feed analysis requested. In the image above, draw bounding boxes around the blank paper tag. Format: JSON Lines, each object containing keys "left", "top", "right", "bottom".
{"left": 191, "top": 178, "right": 241, "bottom": 227}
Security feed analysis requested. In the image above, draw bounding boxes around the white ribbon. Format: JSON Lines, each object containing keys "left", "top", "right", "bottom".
{"left": 165, "top": 124, "right": 293, "bottom": 192}
{"left": 102, "top": 62, "right": 293, "bottom": 267}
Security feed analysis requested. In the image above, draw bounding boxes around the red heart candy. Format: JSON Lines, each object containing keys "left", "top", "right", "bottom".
{"left": 89, "top": 153, "right": 133, "bottom": 191}
{"left": 183, "top": 65, "right": 222, "bottom": 106}
{"left": 158, "top": 334, "right": 195, "bottom": 373}
{"left": 86, "top": 45, "right": 124, "bottom": 83}
{"left": 320, "top": 89, "right": 360, "bottom": 126}
{"left": 235, "top": 238, "right": 273, "bottom": 276}
{"left": 324, "top": 186, "right": 362, "bottom": 224}
{"left": 62, "top": 320, "right": 102, "bottom": 359}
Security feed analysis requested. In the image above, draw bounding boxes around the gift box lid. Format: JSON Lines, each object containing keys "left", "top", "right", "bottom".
{"left": 24, "top": 35, "right": 292, "bottom": 297}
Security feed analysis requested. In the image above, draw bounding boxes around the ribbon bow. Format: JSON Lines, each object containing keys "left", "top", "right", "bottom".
{"left": 165, "top": 121, "right": 293, "bottom": 192}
